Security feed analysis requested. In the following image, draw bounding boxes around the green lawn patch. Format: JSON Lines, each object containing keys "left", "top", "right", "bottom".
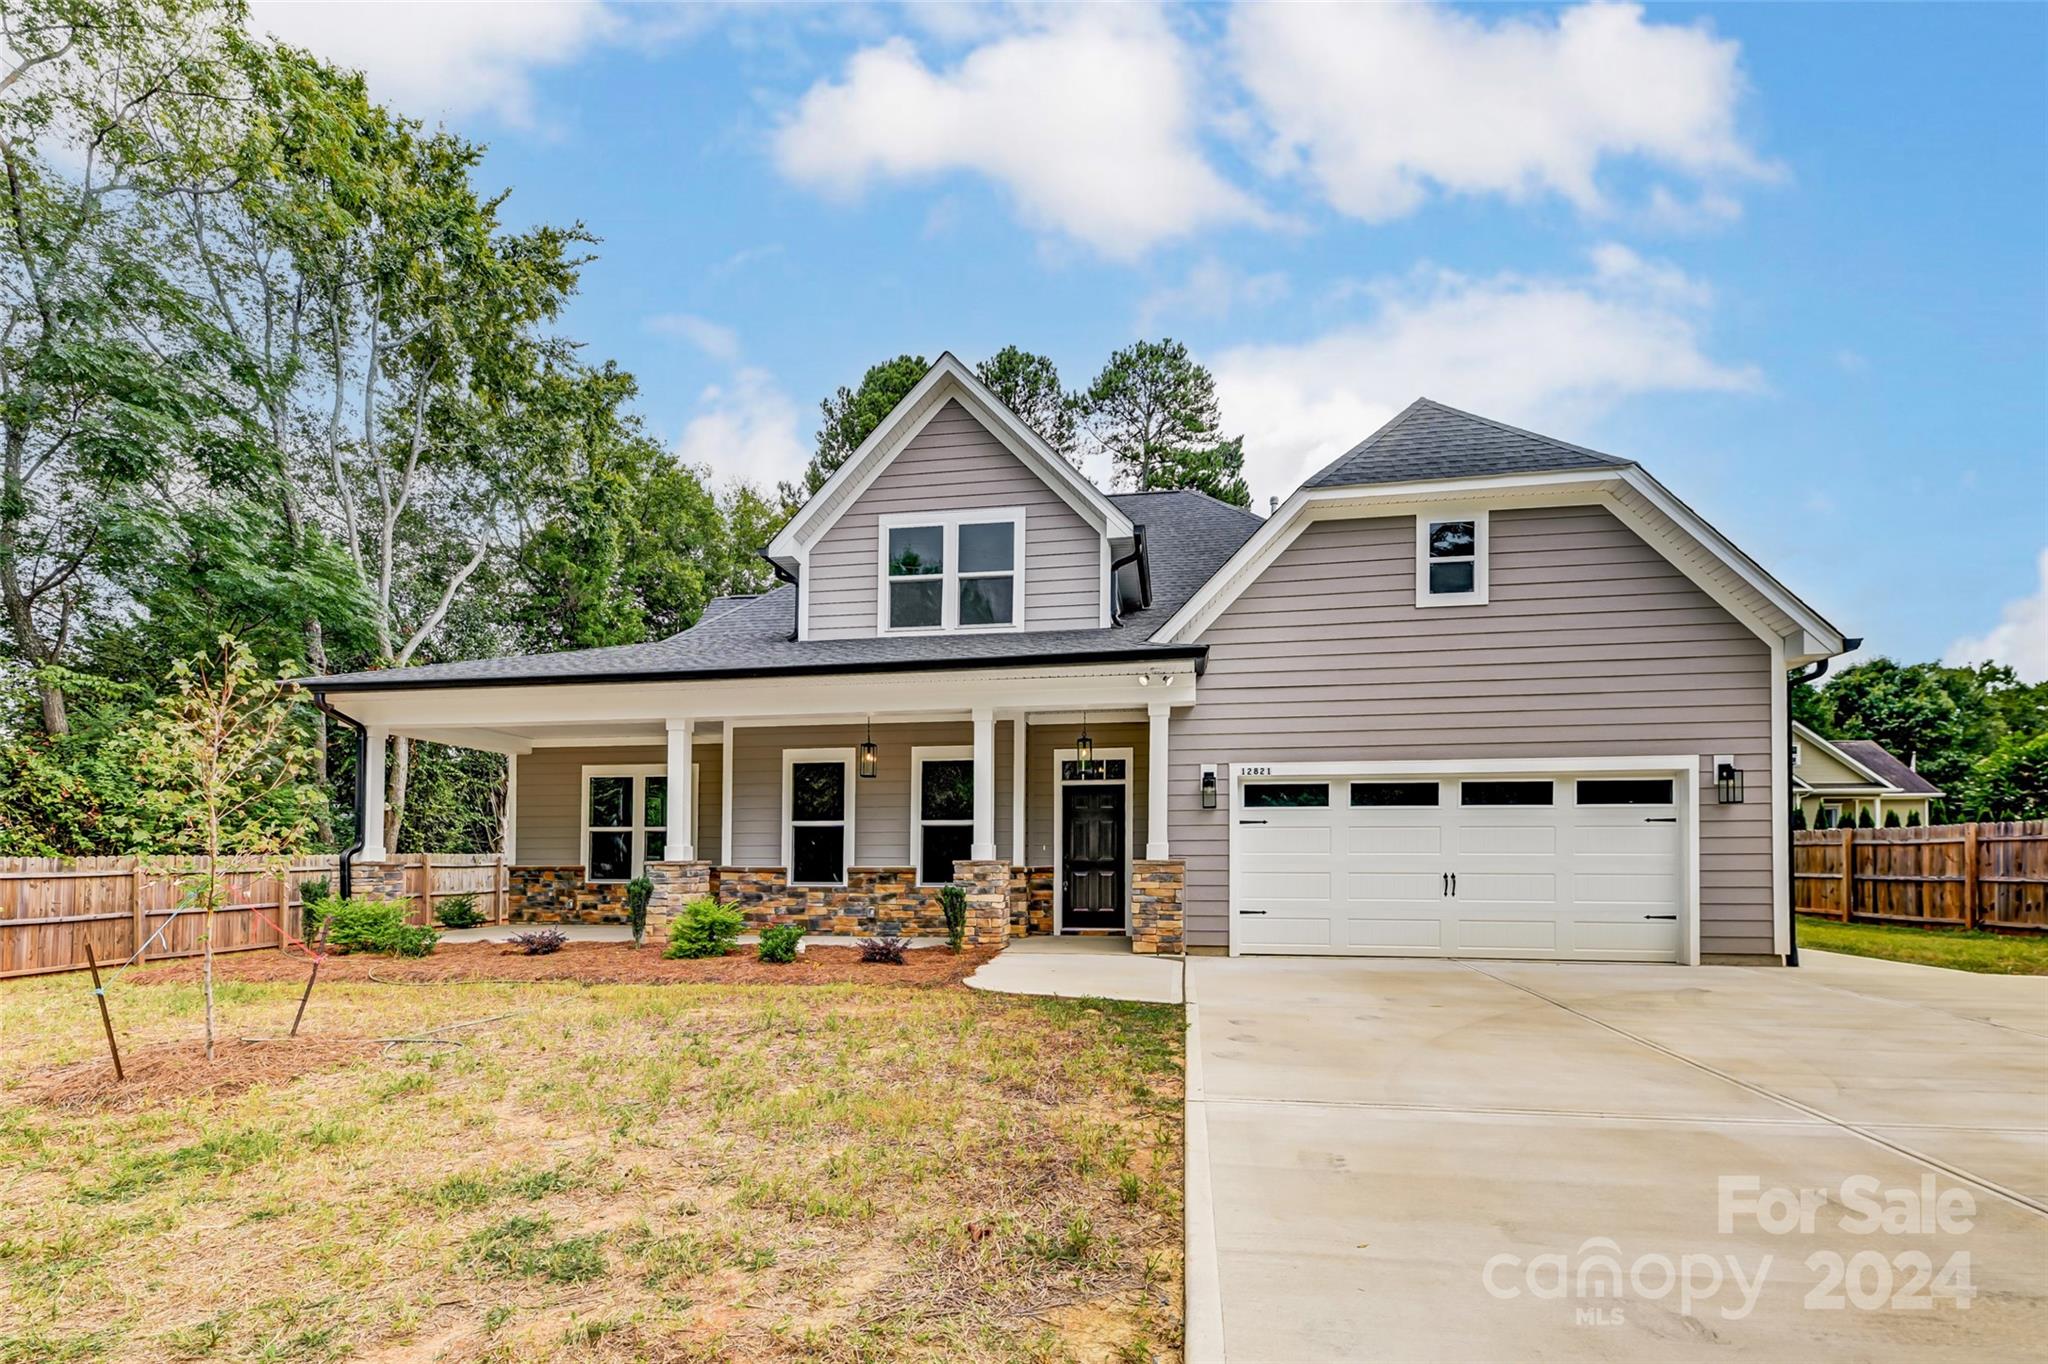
{"left": 1799, "top": 916, "right": 2048, "bottom": 974}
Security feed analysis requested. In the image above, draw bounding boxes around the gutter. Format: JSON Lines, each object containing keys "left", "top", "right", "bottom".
{"left": 308, "top": 692, "right": 368, "bottom": 899}
{"left": 298, "top": 641, "right": 1212, "bottom": 694}
{"left": 1784, "top": 635, "right": 1861, "bottom": 967}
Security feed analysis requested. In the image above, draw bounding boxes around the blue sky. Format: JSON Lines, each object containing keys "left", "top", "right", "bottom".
{"left": 254, "top": 2, "right": 2047, "bottom": 678}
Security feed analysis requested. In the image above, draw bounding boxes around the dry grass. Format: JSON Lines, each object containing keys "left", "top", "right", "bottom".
{"left": 0, "top": 964, "right": 1184, "bottom": 1363}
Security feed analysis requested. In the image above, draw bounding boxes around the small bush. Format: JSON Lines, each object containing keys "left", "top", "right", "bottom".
{"left": 321, "top": 898, "right": 436, "bottom": 956}
{"left": 858, "top": 928, "right": 909, "bottom": 965}
{"left": 664, "top": 897, "right": 742, "bottom": 959}
{"left": 1906, "top": 811, "right": 1922, "bottom": 827}
{"left": 1884, "top": 809, "right": 1902, "bottom": 828}
{"left": 625, "top": 876, "right": 653, "bottom": 945}
{"left": 1790, "top": 807, "right": 1806, "bottom": 831}
{"left": 510, "top": 928, "right": 567, "bottom": 956}
{"left": 757, "top": 922, "right": 805, "bottom": 964}
{"left": 938, "top": 883, "right": 968, "bottom": 953}
{"left": 434, "top": 893, "right": 485, "bottom": 929}
{"left": 1858, "top": 808, "right": 1876, "bottom": 829}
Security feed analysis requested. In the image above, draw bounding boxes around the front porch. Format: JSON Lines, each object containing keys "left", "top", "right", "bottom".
{"left": 349, "top": 675, "right": 1192, "bottom": 955}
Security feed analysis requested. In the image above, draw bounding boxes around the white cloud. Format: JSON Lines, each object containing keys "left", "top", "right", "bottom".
{"left": 1136, "top": 256, "right": 1290, "bottom": 330}
{"left": 772, "top": 8, "right": 1263, "bottom": 260}
{"left": 645, "top": 313, "right": 741, "bottom": 363}
{"left": 1945, "top": 548, "right": 2048, "bottom": 683}
{"left": 1230, "top": 2, "right": 1770, "bottom": 223}
{"left": 249, "top": 1, "right": 619, "bottom": 126}
{"left": 1213, "top": 246, "right": 1761, "bottom": 504}
{"left": 671, "top": 367, "right": 808, "bottom": 491}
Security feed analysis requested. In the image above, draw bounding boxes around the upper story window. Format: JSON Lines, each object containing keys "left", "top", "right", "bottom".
{"left": 880, "top": 509, "right": 1024, "bottom": 633}
{"left": 1416, "top": 510, "right": 1489, "bottom": 607}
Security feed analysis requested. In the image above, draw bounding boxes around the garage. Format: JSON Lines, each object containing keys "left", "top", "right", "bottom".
{"left": 1230, "top": 763, "right": 1695, "bottom": 962}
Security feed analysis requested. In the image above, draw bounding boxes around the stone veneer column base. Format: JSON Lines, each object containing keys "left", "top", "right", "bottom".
{"left": 1130, "top": 859, "right": 1185, "bottom": 955}
{"left": 645, "top": 861, "right": 711, "bottom": 947}
{"left": 953, "top": 860, "right": 1011, "bottom": 950}
{"left": 349, "top": 860, "right": 410, "bottom": 904}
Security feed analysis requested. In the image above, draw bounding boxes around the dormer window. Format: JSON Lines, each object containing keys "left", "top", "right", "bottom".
{"left": 880, "top": 509, "right": 1023, "bottom": 633}
{"left": 1416, "top": 510, "right": 1488, "bottom": 607}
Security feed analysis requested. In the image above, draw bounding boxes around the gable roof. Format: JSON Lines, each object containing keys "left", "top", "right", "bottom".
{"left": 764, "top": 352, "right": 1131, "bottom": 571}
{"left": 1833, "top": 739, "right": 1943, "bottom": 796}
{"left": 1306, "top": 398, "right": 1634, "bottom": 489}
{"left": 304, "top": 491, "right": 1260, "bottom": 693}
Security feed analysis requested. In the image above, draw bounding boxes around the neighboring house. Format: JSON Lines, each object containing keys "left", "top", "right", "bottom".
{"left": 306, "top": 355, "right": 1848, "bottom": 965}
{"left": 1792, "top": 722, "right": 1942, "bottom": 827}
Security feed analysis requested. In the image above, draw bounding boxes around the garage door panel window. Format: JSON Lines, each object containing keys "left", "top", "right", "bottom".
{"left": 1351, "top": 781, "right": 1441, "bottom": 807}
{"left": 1461, "top": 780, "right": 1554, "bottom": 807}
{"left": 1244, "top": 782, "right": 1330, "bottom": 809}
{"left": 1577, "top": 778, "right": 1676, "bottom": 806}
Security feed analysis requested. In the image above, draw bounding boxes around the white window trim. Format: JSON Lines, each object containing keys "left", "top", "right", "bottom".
{"left": 783, "top": 747, "right": 856, "bottom": 887}
{"left": 580, "top": 763, "right": 695, "bottom": 884}
{"left": 1050, "top": 746, "right": 1134, "bottom": 936}
{"left": 876, "top": 507, "right": 1027, "bottom": 635}
{"left": 1415, "top": 508, "right": 1489, "bottom": 607}
{"left": 910, "top": 745, "right": 974, "bottom": 886}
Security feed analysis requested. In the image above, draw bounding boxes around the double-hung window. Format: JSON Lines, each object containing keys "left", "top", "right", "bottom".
{"left": 582, "top": 765, "right": 690, "bottom": 883}
{"left": 911, "top": 747, "right": 975, "bottom": 885}
{"left": 880, "top": 510, "right": 1023, "bottom": 632}
{"left": 1416, "top": 509, "right": 1488, "bottom": 606}
{"left": 785, "top": 749, "right": 854, "bottom": 886}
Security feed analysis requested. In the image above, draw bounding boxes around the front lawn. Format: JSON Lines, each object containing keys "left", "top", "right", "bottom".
{"left": 1798, "top": 916, "right": 2048, "bottom": 975}
{"left": 0, "top": 963, "right": 1184, "bottom": 1362}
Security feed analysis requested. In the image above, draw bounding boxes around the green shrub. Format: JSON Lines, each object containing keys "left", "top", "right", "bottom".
{"left": 625, "top": 876, "right": 653, "bottom": 945}
{"left": 938, "top": 883, "right": 968, "bottom": 953}
{"left": 664, "top": 897, "right": 742, "bottom": 959}
{"left": 1906, "top": 811, "right": 1922, "bottom": 827}
{"left": 1790, "top": 807, "right": 1806, "bottom": 831}
{"left": 1857, "top": 808, "right": 1876, "bottom": 828}
{"left": 1884, "top": 809, "right": 1902, "bottom": 828}
{"left": 757, "top": 922, "right": 805, "bottom": 964}
{"left": 434, "top": 893, "right": 484, "bottom": 929}
{"left": 322, "top": 898, "right": 438, "bottom": 956}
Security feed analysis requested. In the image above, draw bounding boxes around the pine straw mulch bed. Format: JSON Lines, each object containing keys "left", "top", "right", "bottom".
{"left": 21, "top": 1036, "right": 383, "bottom": 1112}
{"left": 124, "top": 940, "right": 999, "bottom": 988}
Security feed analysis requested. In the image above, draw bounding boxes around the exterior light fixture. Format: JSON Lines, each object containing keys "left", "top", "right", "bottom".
{"left": 1200, "top": 766, "right": 1218, "bottom": 810}
{"left": 859, "top": 715, "right": 878, "bottom": 779}
{"left": 1075, "top": 711, "right": 1093, "bottom": 766}
{"left": 1716, "top": 760, "right": 1744, "bottom": 804}
{"left": 1138, "top": 674, "right": 1150, "bottom": 686}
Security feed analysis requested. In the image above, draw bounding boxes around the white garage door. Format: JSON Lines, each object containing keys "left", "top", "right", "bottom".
{"left": 1233, "top": 772, "right": 1685, "bottom": 961}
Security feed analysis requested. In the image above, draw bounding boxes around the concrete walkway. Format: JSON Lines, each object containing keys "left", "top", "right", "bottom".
{"left": 1184, "top": 952, "right": 2048, "bottom": 1362}
{"left": 966, "top": 935, "right": 1184, "bottom": 1003}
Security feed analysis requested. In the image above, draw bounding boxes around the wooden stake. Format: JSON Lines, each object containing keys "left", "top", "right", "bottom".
{"left": 84, "top": 942, "right": 124, "bottom": 1082}
{"left": 290, "top": 918, "right": 332, "bottom": 1039}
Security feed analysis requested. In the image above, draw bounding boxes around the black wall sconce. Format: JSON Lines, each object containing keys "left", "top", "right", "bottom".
{"left": 1200, "top": 765, "right": 1218, "bottom": 810}
{"left": 1075, "top": 710, "right": 1093, "bottom": 766}
{"left": 1716, "top": 760, "right": 1744, "bottom": 804}
{"left": 859, "top": 715, "right": 878, "bottom": 779}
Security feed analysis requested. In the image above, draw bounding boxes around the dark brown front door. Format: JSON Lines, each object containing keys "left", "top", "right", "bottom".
{"left": 1062, "top": 785, "right": 1126, "bottom": 930}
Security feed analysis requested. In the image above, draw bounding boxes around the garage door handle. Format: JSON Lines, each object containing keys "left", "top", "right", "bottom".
{"left": 1644, "top": 914, "right": 1677, "bottom": 920}
{"left": 1450, "top": 872, "right": 1456, "bottom": 896}
{"left": 1239, "top": 818, "right": 1268, "bottom": 825}
{"left": 1441, "top": 872, "right": 1448, "bottom": 896}
{"left": 1239, "top": 909, "right": 1267, "bottom": 915}
{"left": 1644, "top": 817, "right": 1677, "bottom": 823}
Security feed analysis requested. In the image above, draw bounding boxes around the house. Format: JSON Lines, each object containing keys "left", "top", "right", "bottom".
{"left": 1792, "top": 722, "right": 1942, "bottom": 827}
{"left": 305, "top": 354, "right": 1849, "bottom": 965}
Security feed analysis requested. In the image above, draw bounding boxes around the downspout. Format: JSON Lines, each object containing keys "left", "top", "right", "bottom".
{"left": 310, "top": 692, "right": 367, "bottom": 899}
{"left": 761, "top": 550, "right": 799, "bottom": 642}
{"left": 1784, "top": 636, "right": 1860, "bottom": 967}
{"left": 1108, "top": 526, "right": 1149, "bottom": 626}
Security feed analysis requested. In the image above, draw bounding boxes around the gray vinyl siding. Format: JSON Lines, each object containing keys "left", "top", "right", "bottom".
{"left": 1170, "top": 504, "right": 1776, "bottom": 957}
{"left": 1022, "top": 721, "right": 1150, "bottom": 869}
{"left": 513, "top": 743, "right": 724, "bottom": 867}
{"left": 806, "top": 399, "right": 1102, "bottom": 639}
{"left": 728, "top": 721, "right": 1017, "bottom": 868}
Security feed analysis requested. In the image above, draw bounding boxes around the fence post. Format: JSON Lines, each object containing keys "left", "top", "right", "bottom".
{"left": 130, "top": 860, "right": 146, "bottom": 964}
{"left": 1839, "top": 827, "right": 1856, "bottom": 921}
{"left": 1961, "top": 823, "right": 1980, "bottom": 930}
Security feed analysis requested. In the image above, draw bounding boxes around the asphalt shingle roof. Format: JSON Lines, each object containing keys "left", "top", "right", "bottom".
{"left": 304, "top": 490, "right": 1263, "bottom": 691}
{"left": 1833, "top": 739, "right": 1944, "bottom": 796}
{"left": 1305, "top": 398, "right": 1633, "bottom": 489}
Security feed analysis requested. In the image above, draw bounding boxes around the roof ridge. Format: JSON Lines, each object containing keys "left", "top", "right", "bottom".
{"left": 1409, "top": 397, "right": 1634, "bottom": 469}
{"left": 1303, "top": 396, "right": 1434, "bottom": 486}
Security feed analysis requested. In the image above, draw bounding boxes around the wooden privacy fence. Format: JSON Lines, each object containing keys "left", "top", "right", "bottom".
{"left": 1794, "top": 821, "right": 2048, "bottom": 931}
{"left": 0, "top": 852, "right": 506, "bottom": 980}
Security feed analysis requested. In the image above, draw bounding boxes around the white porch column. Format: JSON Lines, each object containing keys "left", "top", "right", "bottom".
{"left": 1011, "top": 716, "right": 1026, "bottom": 863}
{"left": 361, "top": 726, "right": 389, "bottom": 862}
{"left": 665, "top": 719, "right": 695, "bottom": 862}
{"left": 1146, "top": 702, "right": 1170, "bottom": 860}
{"left": 972, "top": 706, "right": 997, "bottom": 860}
{"left": 502, "top": 753, "right": 518, "bottom": 864}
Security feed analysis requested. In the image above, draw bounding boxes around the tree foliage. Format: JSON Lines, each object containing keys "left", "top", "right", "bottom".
{"left": 791, "top": 353, "right": 928, "bottom": 500}
{"left": 975, "top": 345, "right": 1078, "bottom": 461}
{"left": 1080, "top": 338, "right": 1249, "bottom": 505}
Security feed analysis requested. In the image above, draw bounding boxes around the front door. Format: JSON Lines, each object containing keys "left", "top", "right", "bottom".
{"left": 1062, "top": 785, "right": 1126, "bottom": 930}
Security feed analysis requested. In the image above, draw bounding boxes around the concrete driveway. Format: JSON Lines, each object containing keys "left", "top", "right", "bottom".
{"left": 1184, "top": 950, "right": 2048, "bottom": 1362}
